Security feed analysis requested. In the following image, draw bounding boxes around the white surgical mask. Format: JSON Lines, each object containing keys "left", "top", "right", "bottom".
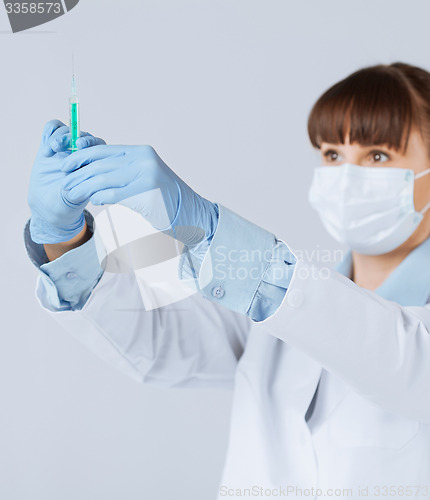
{"left": 308, "top": 163, "right": 430, "bottom": 255}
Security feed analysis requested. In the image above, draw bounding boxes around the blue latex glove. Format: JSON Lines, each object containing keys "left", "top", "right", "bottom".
{"left": 60, "top": 145, "right": 219, "bottom": 248}
{"left": 28, "top": 120, "right": 106, "bottom": 244}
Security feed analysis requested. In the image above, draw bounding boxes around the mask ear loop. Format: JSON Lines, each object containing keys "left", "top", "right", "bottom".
{"left": 414, "top": 168, "right": 430, "bottom": 215}
{"left": 420, "top": 200, "right": 430, "bottom": 215}
{"left": 415, "top": 167, "right": 430, "bottom": 179}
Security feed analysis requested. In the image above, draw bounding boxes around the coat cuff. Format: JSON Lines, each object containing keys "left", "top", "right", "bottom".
{"left": 23, "top": 210, "right": 104, "bottom": 311}
{"left": 179, "top": 204, "right": 296, "bottom": 321}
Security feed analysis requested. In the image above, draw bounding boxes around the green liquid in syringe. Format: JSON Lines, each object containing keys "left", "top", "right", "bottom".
{"left": 70, "top": 101, "right": 79, "bottom": 151}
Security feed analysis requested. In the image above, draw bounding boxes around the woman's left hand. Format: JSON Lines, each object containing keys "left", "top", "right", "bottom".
{"left": 60, "top": 145, "right": 218, "bottom": 248}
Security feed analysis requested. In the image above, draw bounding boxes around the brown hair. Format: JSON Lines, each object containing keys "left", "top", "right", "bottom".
{"left": 307, "top": 62, "right": 430, "bottom": 155}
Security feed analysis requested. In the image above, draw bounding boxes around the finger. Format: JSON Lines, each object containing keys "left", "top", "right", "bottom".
{"left": 62, "top": 155, "right": 133, "bottom": 192}
{"left": 40, "top": 120, "right": 67, "bottom": 156}
{"left": 90, "top": 186, "right": 135, "bottom": 206}
{"left": 49, "top": 131, "right": 71, "bottom": 154}
{"left": 50, "top": 131, "right": 104, "bottom": 153}
{"left": 62, "top": 167, "right": 134, "bottom": 205}
{"left": 44, "top": 125, "right": 70, "bottom": 157}
{"left": 41, "top": 119, "right": 66, "bottom": 144}
{"left": 76, "top": 135, "right": 107, "bottom": 150}
{"left": 61, "top": 145, "right": 123, "bottom": 173}
{"left": 62, "top": 155, "right": 130, "bottom": 191}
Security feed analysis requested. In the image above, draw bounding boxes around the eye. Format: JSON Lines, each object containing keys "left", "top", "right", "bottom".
{"left": 369, "top": 150, "right": 390, "bottom": 163}
{"left": 323, "top": 149, "right": 341, "bottom": 163}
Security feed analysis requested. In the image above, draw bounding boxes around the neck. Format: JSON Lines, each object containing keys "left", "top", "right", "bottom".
{"left": 351, "top": 251, "right": 408, "bottom": 291}
{"left": 351, "top": 233, "right": 428, "bottom": 291}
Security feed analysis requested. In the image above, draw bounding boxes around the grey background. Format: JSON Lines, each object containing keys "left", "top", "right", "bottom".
{"left": 1, "top": 1, "right": 429, "bottom": 499}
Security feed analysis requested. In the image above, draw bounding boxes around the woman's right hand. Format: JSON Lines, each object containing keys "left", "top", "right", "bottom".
{"left": 27, "top": 119, "right": 106, "bottom": 244}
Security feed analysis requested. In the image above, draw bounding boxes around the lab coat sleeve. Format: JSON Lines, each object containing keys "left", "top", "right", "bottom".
{"left": 260, "top": 261, "right": 430, "bottom": 422}
{"left": 191, "top": 204, "right": 430, "bottom": 421}
{"left": 24, "top": 211, "right": 251, "bottom": 389}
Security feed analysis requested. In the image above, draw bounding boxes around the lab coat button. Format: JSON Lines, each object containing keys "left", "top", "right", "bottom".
{"left": 212, "top": 286, "right": 225, "bottom": 299}
{"left": 286, "top": 289, "right": 304, "bottom": 308}
{"left": 66, "top": 272, "right": 77, "bottom": 279}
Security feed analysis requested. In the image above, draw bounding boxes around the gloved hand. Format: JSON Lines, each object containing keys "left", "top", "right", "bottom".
{"left": 60, "top": 145, "right": 219, "bottom": 248}
{"left": 28, "top": 120, "right": 106, "bottom": 244}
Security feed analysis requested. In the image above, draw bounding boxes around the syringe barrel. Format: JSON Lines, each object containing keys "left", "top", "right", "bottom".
{"left": 69, "top": 95, "right": 80, "bottom": 151}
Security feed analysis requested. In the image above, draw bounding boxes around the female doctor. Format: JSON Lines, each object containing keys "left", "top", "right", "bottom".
{"left": 25, "top": 62, "right": 430, "bottom": 499}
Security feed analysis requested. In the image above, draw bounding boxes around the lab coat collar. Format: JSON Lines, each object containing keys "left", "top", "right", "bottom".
{"left": 335, "top": 236, "right": 430, "bottom": 307}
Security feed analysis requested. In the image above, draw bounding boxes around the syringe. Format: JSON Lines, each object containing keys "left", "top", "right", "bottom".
{"left": 69, "top": 70, "right": 80, "bottom": 152}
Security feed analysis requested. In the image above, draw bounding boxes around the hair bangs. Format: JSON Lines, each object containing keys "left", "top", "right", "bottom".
{"left": 308, "top": 66, "right": 419, "bottom": 153}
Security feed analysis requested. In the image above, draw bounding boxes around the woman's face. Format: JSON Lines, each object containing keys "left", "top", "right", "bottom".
{"left": 319, "top": 129, "right": 430, "bottom": 248}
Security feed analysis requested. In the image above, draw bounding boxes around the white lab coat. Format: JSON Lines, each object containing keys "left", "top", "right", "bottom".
{"left": 34, "top": 240, "right": 430, "bottom": 499}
